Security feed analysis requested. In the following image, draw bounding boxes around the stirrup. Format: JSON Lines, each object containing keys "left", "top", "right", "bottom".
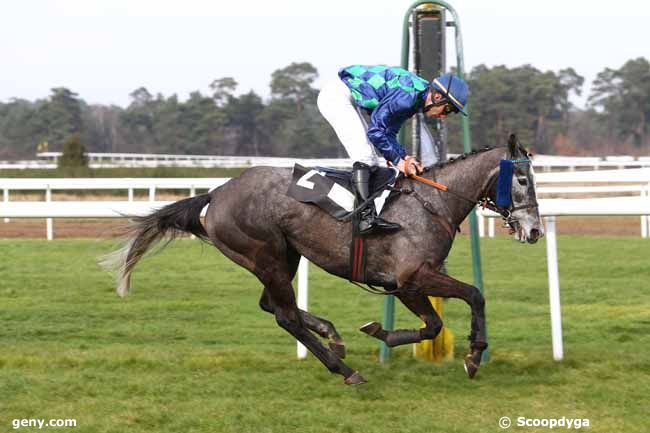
{"left": 371, "top": 217, "right": 401, "bottom": 232}
{"left": 359, "top": 217, "right": 401, "bottom": 235}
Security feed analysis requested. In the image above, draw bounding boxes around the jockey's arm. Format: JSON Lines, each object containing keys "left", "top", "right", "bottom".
{"left": 367, "top": 94, "right": 423, "bottom": 176}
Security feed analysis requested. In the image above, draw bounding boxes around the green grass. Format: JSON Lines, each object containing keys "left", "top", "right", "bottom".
{"left": 1, "top": 236, "right": 648, "bottom": 432}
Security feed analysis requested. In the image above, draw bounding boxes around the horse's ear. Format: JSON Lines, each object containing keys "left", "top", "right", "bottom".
{"left": 507, "top": 134, "right": 517, "bottom": 159}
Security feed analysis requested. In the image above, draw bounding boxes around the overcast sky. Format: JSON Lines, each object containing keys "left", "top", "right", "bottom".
{"left": 1, "top": 0, "right": 648, "bottom": 108}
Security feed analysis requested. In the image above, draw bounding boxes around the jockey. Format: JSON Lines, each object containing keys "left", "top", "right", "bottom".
{"left": 317, "top": 65, "right": 469, "bottom": 235}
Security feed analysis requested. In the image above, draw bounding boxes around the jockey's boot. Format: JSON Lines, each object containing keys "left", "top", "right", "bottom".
{"left": 352, "top": 162, "right": 401, "bottom": 236}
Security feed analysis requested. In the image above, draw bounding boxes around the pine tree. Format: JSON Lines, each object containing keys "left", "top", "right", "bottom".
{"left": 59, "top": 132, "right": 88, "bottom": 168}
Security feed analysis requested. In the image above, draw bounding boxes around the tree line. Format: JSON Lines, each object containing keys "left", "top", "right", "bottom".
{"left": 0, "top": 57, "right": 648, "bottom": 160}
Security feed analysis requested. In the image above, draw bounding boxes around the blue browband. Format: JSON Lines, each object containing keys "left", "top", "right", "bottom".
{"left": 496, "top": 159, "right": 531, "bottom": 207}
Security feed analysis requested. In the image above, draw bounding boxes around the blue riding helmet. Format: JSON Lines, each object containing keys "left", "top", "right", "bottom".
{"left": 431, "top": 73, "right": 469, "bottom": 116}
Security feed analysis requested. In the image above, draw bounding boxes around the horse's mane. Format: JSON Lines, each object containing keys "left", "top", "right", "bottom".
{"left": 423, "top": 145, "right": 505, "bottom": 172}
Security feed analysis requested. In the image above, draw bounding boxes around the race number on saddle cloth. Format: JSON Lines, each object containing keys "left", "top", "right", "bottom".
{"left": 286, "top": 164, "right": 399, "bottom": 220}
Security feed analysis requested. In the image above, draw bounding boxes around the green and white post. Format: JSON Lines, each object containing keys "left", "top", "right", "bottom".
{"left": 380, "top": 0, "right": 488, "bottom": 363}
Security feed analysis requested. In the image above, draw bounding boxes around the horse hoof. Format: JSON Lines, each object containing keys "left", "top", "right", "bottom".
{"left": 329, "top": 341, "right": 346, "bottom": 359}
{"left": 359, "top": 321, "right": 382, "bottom": 336}
{"left": 464, "top": 354, "right": 479, "bottom": 379}
{"left": 344, "top": 371, "right": 367, "bottom": 385}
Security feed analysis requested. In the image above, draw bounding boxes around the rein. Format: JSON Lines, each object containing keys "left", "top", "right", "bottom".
{"left": 407, "top": 159, "right": 538, "bottom": 229}
{"left": 410, "top": 174, "right": 448, "bottom": 191}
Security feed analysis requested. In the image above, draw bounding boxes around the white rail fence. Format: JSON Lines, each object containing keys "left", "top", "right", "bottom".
{"left": 0, "top": 178, "right": 230, "bottom": 236}
{"left": 479, "top": 169, "right": 650, "bottom": 238}
{"left": 3, "top": 154, "right": 358, "bottom": 170}
{"left": 0, "top": 152, "right": 649, "bottom": 170}
{"left": 2, "top": 169, "right": 650, "bottom": 361}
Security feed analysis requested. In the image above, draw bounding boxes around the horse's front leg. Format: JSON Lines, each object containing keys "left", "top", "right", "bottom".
{"left": 367, "top": 266, "right": 486, "bottom": 378}
{"left": 360, "top": 292, "right": 442, "bottom": 347}
{"left": 410, "top": 269, "right": 487, "bottom": 378}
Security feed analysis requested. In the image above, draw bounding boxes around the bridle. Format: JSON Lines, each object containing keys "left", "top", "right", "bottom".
{"left": 408, "top": 156, "right": 539, "bottom": 233}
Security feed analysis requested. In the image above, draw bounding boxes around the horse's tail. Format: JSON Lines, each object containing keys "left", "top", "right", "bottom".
{"left": 102, "top": 193, "right": 212, "bottom": 297}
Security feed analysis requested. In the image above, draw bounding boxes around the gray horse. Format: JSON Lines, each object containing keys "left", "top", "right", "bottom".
{"left": 106, "top": 134, "right": 543, "bottom": 385}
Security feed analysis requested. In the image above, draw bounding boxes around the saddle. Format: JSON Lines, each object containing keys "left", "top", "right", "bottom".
{"left": 286, "top": 164, "right": 399, "bottom": 220}
{"left": 287, "top": 164, "right": 401, "bottom": 283}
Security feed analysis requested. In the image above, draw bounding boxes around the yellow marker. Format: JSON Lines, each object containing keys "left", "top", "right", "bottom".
{"left": 413, "top": 297, "right": 454, "bottom": 362}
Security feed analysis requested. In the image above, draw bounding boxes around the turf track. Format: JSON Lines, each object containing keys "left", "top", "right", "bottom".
{"left": 1, "top": 236, "right": 648, "bottom": 432}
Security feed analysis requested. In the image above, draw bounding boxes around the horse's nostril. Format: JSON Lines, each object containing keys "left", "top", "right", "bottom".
{"left": 530, "top": 228, "right": 540, "bottom": 239}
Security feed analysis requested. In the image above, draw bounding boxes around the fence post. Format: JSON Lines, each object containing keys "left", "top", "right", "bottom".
{"left": 488, "top": 217, "right": 495, "bottom": 238}
{"left": 149, "top": 186, "right": 155, "bottom": 202}
{"left": 46, "top": 185, "right": 53, "bottom": 240}
{"left": 645, "top": 182, "right": 650, "bottom": 237}
{"left": 641, "top": 185, "right": 647, "bottom": 238}
{"left": 544, "top": 216, "right": 563, "bottom": 361}
{"left": 190, "top": 186, "right": 196, "bottom": 240}
{"left": 297, "top": 257, "right": 309, "bottom": 359}
{"left": 3, "top": 188, "right": 8, "bottom": 223}
{"left": 477, "top": 210, "right": 484, "bottom": 237}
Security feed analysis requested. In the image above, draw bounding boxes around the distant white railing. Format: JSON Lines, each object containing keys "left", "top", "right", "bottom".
{"left": 3, "top": 169, "right": 650, "bottom": 238}
{"left": 32, "top": 153, "right": 357, "bottom": 169}
{"left": 477, "top": 168, "right": 650, "bottom": 238}
{"left": 532, "top": 154, "right": 650, "bottom": 171}
{"left": 1, "top": 152, "right": 649, "bottom": 170}
{"left": 0, "top": 178, "right": 230, "bottom": 237}
{"left": 534, "top": 168, "right": 650, "bottom": 183}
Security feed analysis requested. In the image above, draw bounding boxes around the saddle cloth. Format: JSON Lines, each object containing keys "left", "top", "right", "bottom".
{"left": 286, "top": 164, "right": 398, "bottom": 220}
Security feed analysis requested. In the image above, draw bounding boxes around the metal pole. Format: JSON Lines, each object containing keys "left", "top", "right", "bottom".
{"left": 411, "top": 8, "right": 421, "bottom": 159}
{"left": 645, "top": 183, "right": 650, "bottom": 238}
{"left": 645, "top": 183, "right": 650, "bottom": 236}
{"left": 383, "top": 0, "right": 487, "bottom": 362}
{"left": 297, "top": 257, "right": 309, "bottom": 359}
{"left": 3, "top": 188, "right": 9, "bottom": 223}
{"left": 544, "top": 216, "right": 564, "bottom": 360}
{"left": 379, "top": 295, "right": 395, "bottom": 362}
{"left": 446, "top": 1, "right": 489, "bottom": 362}
{"left": 46, "top": 186, "right": 53, "bottom": 241}
{"left": 641, "top": 184, "right": 648, "bottom": 238}
{"left": 190, "top": 186, "right": 197, "bottom": 240}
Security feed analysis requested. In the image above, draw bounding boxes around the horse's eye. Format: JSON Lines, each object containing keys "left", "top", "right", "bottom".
{"left": 517, "top": 178, "right": 528, "bottom": 186}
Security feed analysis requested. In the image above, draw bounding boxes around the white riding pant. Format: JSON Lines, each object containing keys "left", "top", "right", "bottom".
{"left": 317, "top": 79, "right": 381, "bottom": 166}
{"left": 318, "top": 80, "right": 394, "bottom": 214}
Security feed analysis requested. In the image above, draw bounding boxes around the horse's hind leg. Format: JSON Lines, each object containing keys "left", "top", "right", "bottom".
{"left": 259, "top": 245, "right": 346, "bottom": 358}
{"left": 205, "top": 208, "right": 358, "bottom": 382}
{"left": 265, "top": 277, "right": 365, "bottom": 385}
{"left": 259, "top": 289, "right": 346, "bottom": 358}
{"left": 360, "top": 293, "right": 442, "bottom": 347}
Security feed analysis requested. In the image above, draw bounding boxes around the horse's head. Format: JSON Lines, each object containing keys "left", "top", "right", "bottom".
{"left": 495, "top": 134, "right": 544, "bottom": 244}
